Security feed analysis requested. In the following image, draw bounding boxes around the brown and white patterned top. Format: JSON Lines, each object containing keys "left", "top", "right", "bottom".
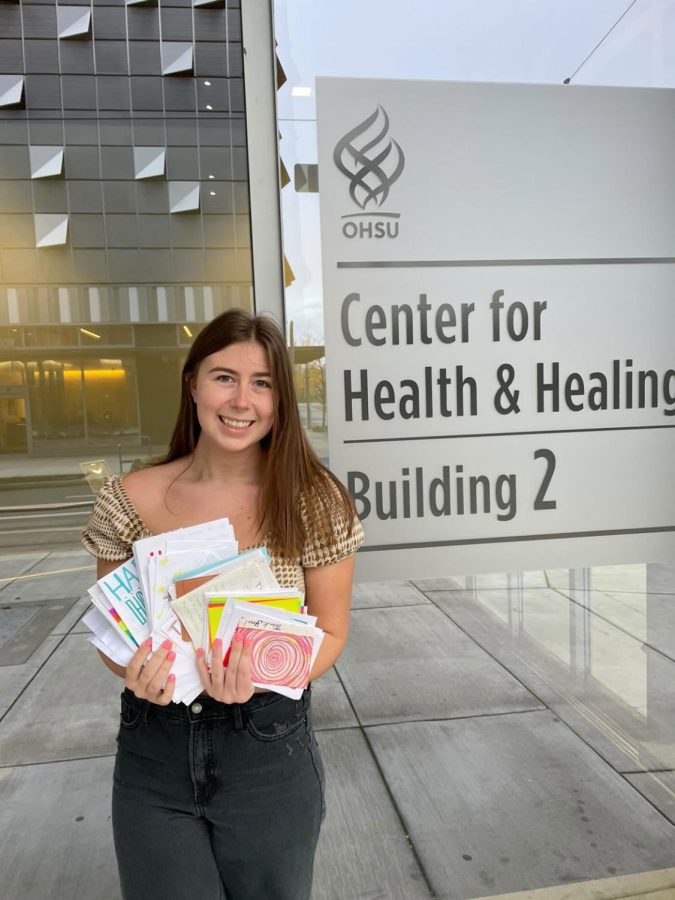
{"left": 81, "top": 473, "right": 364, "bottom": 591}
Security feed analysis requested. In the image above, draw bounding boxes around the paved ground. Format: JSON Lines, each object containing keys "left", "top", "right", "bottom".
{"left": 2, "top": 543, "right": 675, "bottom": 898}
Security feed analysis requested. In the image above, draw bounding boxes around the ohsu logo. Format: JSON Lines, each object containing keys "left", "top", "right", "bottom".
{"left": 333, "top": 105, "right": 404, "bottom": 239}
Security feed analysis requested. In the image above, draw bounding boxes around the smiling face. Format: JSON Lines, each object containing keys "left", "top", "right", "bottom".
{"left": 190, "top": 340, "right": 275, "bottom": 455}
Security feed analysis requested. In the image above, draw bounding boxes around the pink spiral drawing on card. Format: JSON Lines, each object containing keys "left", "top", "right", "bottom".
{"left": 240, "top": 629, "right": 312, "bottom": 688}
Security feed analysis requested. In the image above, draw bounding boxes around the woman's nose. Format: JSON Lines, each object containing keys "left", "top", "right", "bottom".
{"left": 231, "top": 382, "right": 249, "bottom": 407}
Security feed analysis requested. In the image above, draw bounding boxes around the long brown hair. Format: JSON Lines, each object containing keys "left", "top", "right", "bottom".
{"left": 158, "top": 307, "right": 356, "bottom": 557}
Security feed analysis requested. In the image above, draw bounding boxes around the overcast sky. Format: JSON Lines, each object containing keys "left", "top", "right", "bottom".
{"left": 273, "top": 0, "right": 674, "bottom": 339}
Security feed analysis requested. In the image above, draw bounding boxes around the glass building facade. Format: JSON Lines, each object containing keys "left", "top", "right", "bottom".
{"left": 0, "top": 0, "right": 252, "bottom": 457}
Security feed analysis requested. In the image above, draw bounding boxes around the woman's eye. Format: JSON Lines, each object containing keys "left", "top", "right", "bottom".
{"left": 216, "top": 374, "right": 234, "bottom": 383}
{"left": 254, "top": 379, "right": 271, "bottom": 389}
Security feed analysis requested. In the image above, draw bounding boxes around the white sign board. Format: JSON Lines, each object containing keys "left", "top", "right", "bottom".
{"left": 317, "top": 78, "right": 675, "bottom": 580}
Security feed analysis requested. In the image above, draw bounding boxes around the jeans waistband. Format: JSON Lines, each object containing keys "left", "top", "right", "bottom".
{"left": 121, "top": 687, "right": 311, "bottom": 727}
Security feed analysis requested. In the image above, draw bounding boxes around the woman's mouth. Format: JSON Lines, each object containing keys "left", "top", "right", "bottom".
{"left": 219, "top": 416, "right": 254, "bottom": 431}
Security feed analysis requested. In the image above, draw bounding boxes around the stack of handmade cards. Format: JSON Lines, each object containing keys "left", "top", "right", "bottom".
{"left": 85, "top": 557, "right": 147, "bottom": 660}
{"left": 169, "top": 548, "right": 280, "bottom": 647}
{"left": 84, "top": 516, "right": 237, "bottom": 705}
{"left": 83, "top": 516, "right": 324, "bottom": 703}
{"left": 211, "top": 598, "right": 323, "bottom": 700}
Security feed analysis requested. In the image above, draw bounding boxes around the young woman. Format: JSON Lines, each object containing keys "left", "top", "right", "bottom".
{"left": 82, "top": 308, "right": 363, "bottom": 900}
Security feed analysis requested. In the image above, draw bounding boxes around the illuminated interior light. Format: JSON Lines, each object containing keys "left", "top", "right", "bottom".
{"left": 64, "top": 369, "right": 126, "bottom": 380}
{"left": 209, "top": 191, "right": 216, "bottom": 196}
{"left": 79, "top": 327, "right": 101, "bottom": 340}
{"left": 204, "top": 81, "right": 211, "bottom": 86}
{"left": 183, "top": 325, "right": 193, "bottom": 338}
{"left": 292, "top": 86, "right": 312, "bottom": 97}
{"left": 208, "top": 174, "right": 215, "bottom": 179}
{"left": 206, "top": 104, "right": 213, "bottom": 110}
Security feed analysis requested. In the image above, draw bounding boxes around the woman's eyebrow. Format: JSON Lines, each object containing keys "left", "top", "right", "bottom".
{"left": 207, "top": 366, "right": 272, "bottom": 377}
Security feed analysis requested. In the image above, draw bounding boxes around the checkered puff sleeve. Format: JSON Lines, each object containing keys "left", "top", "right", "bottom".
{"left": 81, "top": 475, "right": 143, "bottom": 562}
{"left": 300, "top": 479, "right": 364, "bottom": 568}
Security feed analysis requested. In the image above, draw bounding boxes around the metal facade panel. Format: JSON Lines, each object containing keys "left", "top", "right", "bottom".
{"left": 70, "top": 213, "right": 106, "bottom": 248}
{"left": 130, "top": 76, "right": 164, "bottom": 111}
{"left": 23, "top": 39, "right": 60, "bottom": 74}
{"left": 0, "top": 146, "right": 30, "bottom": 179}
{"left": 126, "top": 7, "right": 160, "bottom": 40}
{"left": 59, "top": 41, "right": 96, "bottom": 75}
{"left": 105, "top": 214, "right": 140, "bottom": 248}
{"left": 160, "top": 7, "right": 194, "bottom": 41}
{"left": 170, "top": 248, "right": 206, "bottom": 281}
{"left": 230, "top": 145, "right": 247, "bottom": 179}
{"left": 165, "top": 118, "right": 198, "bottom": 146}
{"left": 0, "top": 0, "right": 252, "bottom": 318}
{"left": 136, "top": 181, "right": 168, "bottom": 213}
{"left": 102, "top": 181, "right": 135, "bottom": 213}
{"left": 100, "top": 145, "right": 134, "bottom": 180}
{"left": 199, "top": 146, "right": 230, "bottom": 180}
{"left": 22, "top": 5, "right": 58, "bottom": 39}
{"left": 162, "top": 78, "right": 197, "bottom": 112}
{"left": 194, "top": 9, "right": 227, "bottom": 42}
{"left": 32, "top": 181, "right": 68, "bottom": 212}
{"left": 166, "top": 146, "right": 199, "bottom": 179}
{"left": 64, "top": 119, "right": 99, "bottom": 144}
{"left": 91, "top": 6, "right": 127, "bottom": 39}
{"left": 234, "top": 213, "right": 250, "bottom": 247}
{"left": 170, "top": 215, "right": 204, "bottom": 248}
{"left": 198, "top": 118, "right": 231, "bottom": 146}
{"left": 138, "top": 214, "right": 171, "bottom": 247}
{"left": 194, "top": 42, "right": 228, "bottom": 77}
{"left": 99, "top": 120, "right": 133, "bottom": 145}
{"left": 93, "top": 41, "right": 129, "bottom": 76}
{"left": 25, "top": 74, "right": 62, "bottom": 109}
{"left": 0, "top": 40, "right": 23, "bottom": 74}
{"left": 0, "top": 6, "right": 22, "bottom": 38}
{"left": 128, "top": 40, "right": 162, "bottom": 74}
{"left": 97, "top": 76, "right": 132, "bottom": 111}
{"left": 203, "top": 213, "right": 235, "bottom": 248}
{"left": 0, "top": 121, "right": 28, "bottom": 142}
{"left": 0, "top": 181, "right": 33, "bottom": 213}
{"left": 61, "top": 74, "right": 97, "bottom": 110}
{"left": 0, "top": 213, "right": 36, "bottom": 248}
{"left": 64, "top": 147, "right": 101, "bottom": 180}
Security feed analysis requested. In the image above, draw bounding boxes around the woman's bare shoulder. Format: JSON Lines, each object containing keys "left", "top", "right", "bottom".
{"left": 122, "top": 457, "right": 191, "bottom": 507}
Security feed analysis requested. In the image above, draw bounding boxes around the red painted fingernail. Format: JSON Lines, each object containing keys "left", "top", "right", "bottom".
{"left": 167, "top": 651, "right": 176, "bottom": 662}
{"left": 144, "top": 638, "right": 153, "bottom": 646}
{"left": 168, "top": 674, "right": 176, "bottom": 683}
{"left": 161, "top": 639, "right": 172, "bottom": 650}
{"left": 244, "top": 634, "right": 253, "bottom": 648}
{"left": 213, "top": 638, "right": 221, "bottom": 647}
{"left": 196, "top": 647, "right": 204, "bottom": 658}
{"left": 233, "top": 630, "right": 243, "bottom": 642}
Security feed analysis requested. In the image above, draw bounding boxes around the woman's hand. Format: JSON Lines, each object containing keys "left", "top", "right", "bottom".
{"left": 124, "top": 638, "right": 176, "bottom": 705}
{"left": 196, "top": 632, "right": 255, "bottom": 704}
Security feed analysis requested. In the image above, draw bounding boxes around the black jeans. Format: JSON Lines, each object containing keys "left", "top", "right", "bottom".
{"left": 112, "top": 687, "right": 325, "bottom": 900}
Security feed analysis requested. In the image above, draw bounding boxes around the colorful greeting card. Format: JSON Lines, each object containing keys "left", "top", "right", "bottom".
{"left": 236, "top": 624, "right": 313, "bottom": 691}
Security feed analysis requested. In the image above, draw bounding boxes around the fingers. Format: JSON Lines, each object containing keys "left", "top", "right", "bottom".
{"left": 211, "top": 639, "right": 226, "bottom": 694}
{"left": 195, "top": 647, "right": 210, "bottom": 693}
{"left": 125, "top": 638, "right": 176, "bottom": 704}
{"left": 226, "top": 630, "right": 254, "bottom": 704}
{"left": 157, "top": 673, "right": 176, "bottom": 705}
{"left": 124, "top": 637, "right": 153, "bottom": 684}
{"left": 196, "top": 632, "right": 254, "bottom": 704}
{"left": 235, "top": 633, "right": 253, "bottom": 699}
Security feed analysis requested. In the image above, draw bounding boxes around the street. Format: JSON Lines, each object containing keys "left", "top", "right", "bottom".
{"left": 0, "top": 477, "right": 94, "bottom": 552}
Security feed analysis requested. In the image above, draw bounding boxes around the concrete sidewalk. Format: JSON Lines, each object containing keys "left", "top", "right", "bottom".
{"left": 2, "top": 549, "right": 675, "bottom": 898}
